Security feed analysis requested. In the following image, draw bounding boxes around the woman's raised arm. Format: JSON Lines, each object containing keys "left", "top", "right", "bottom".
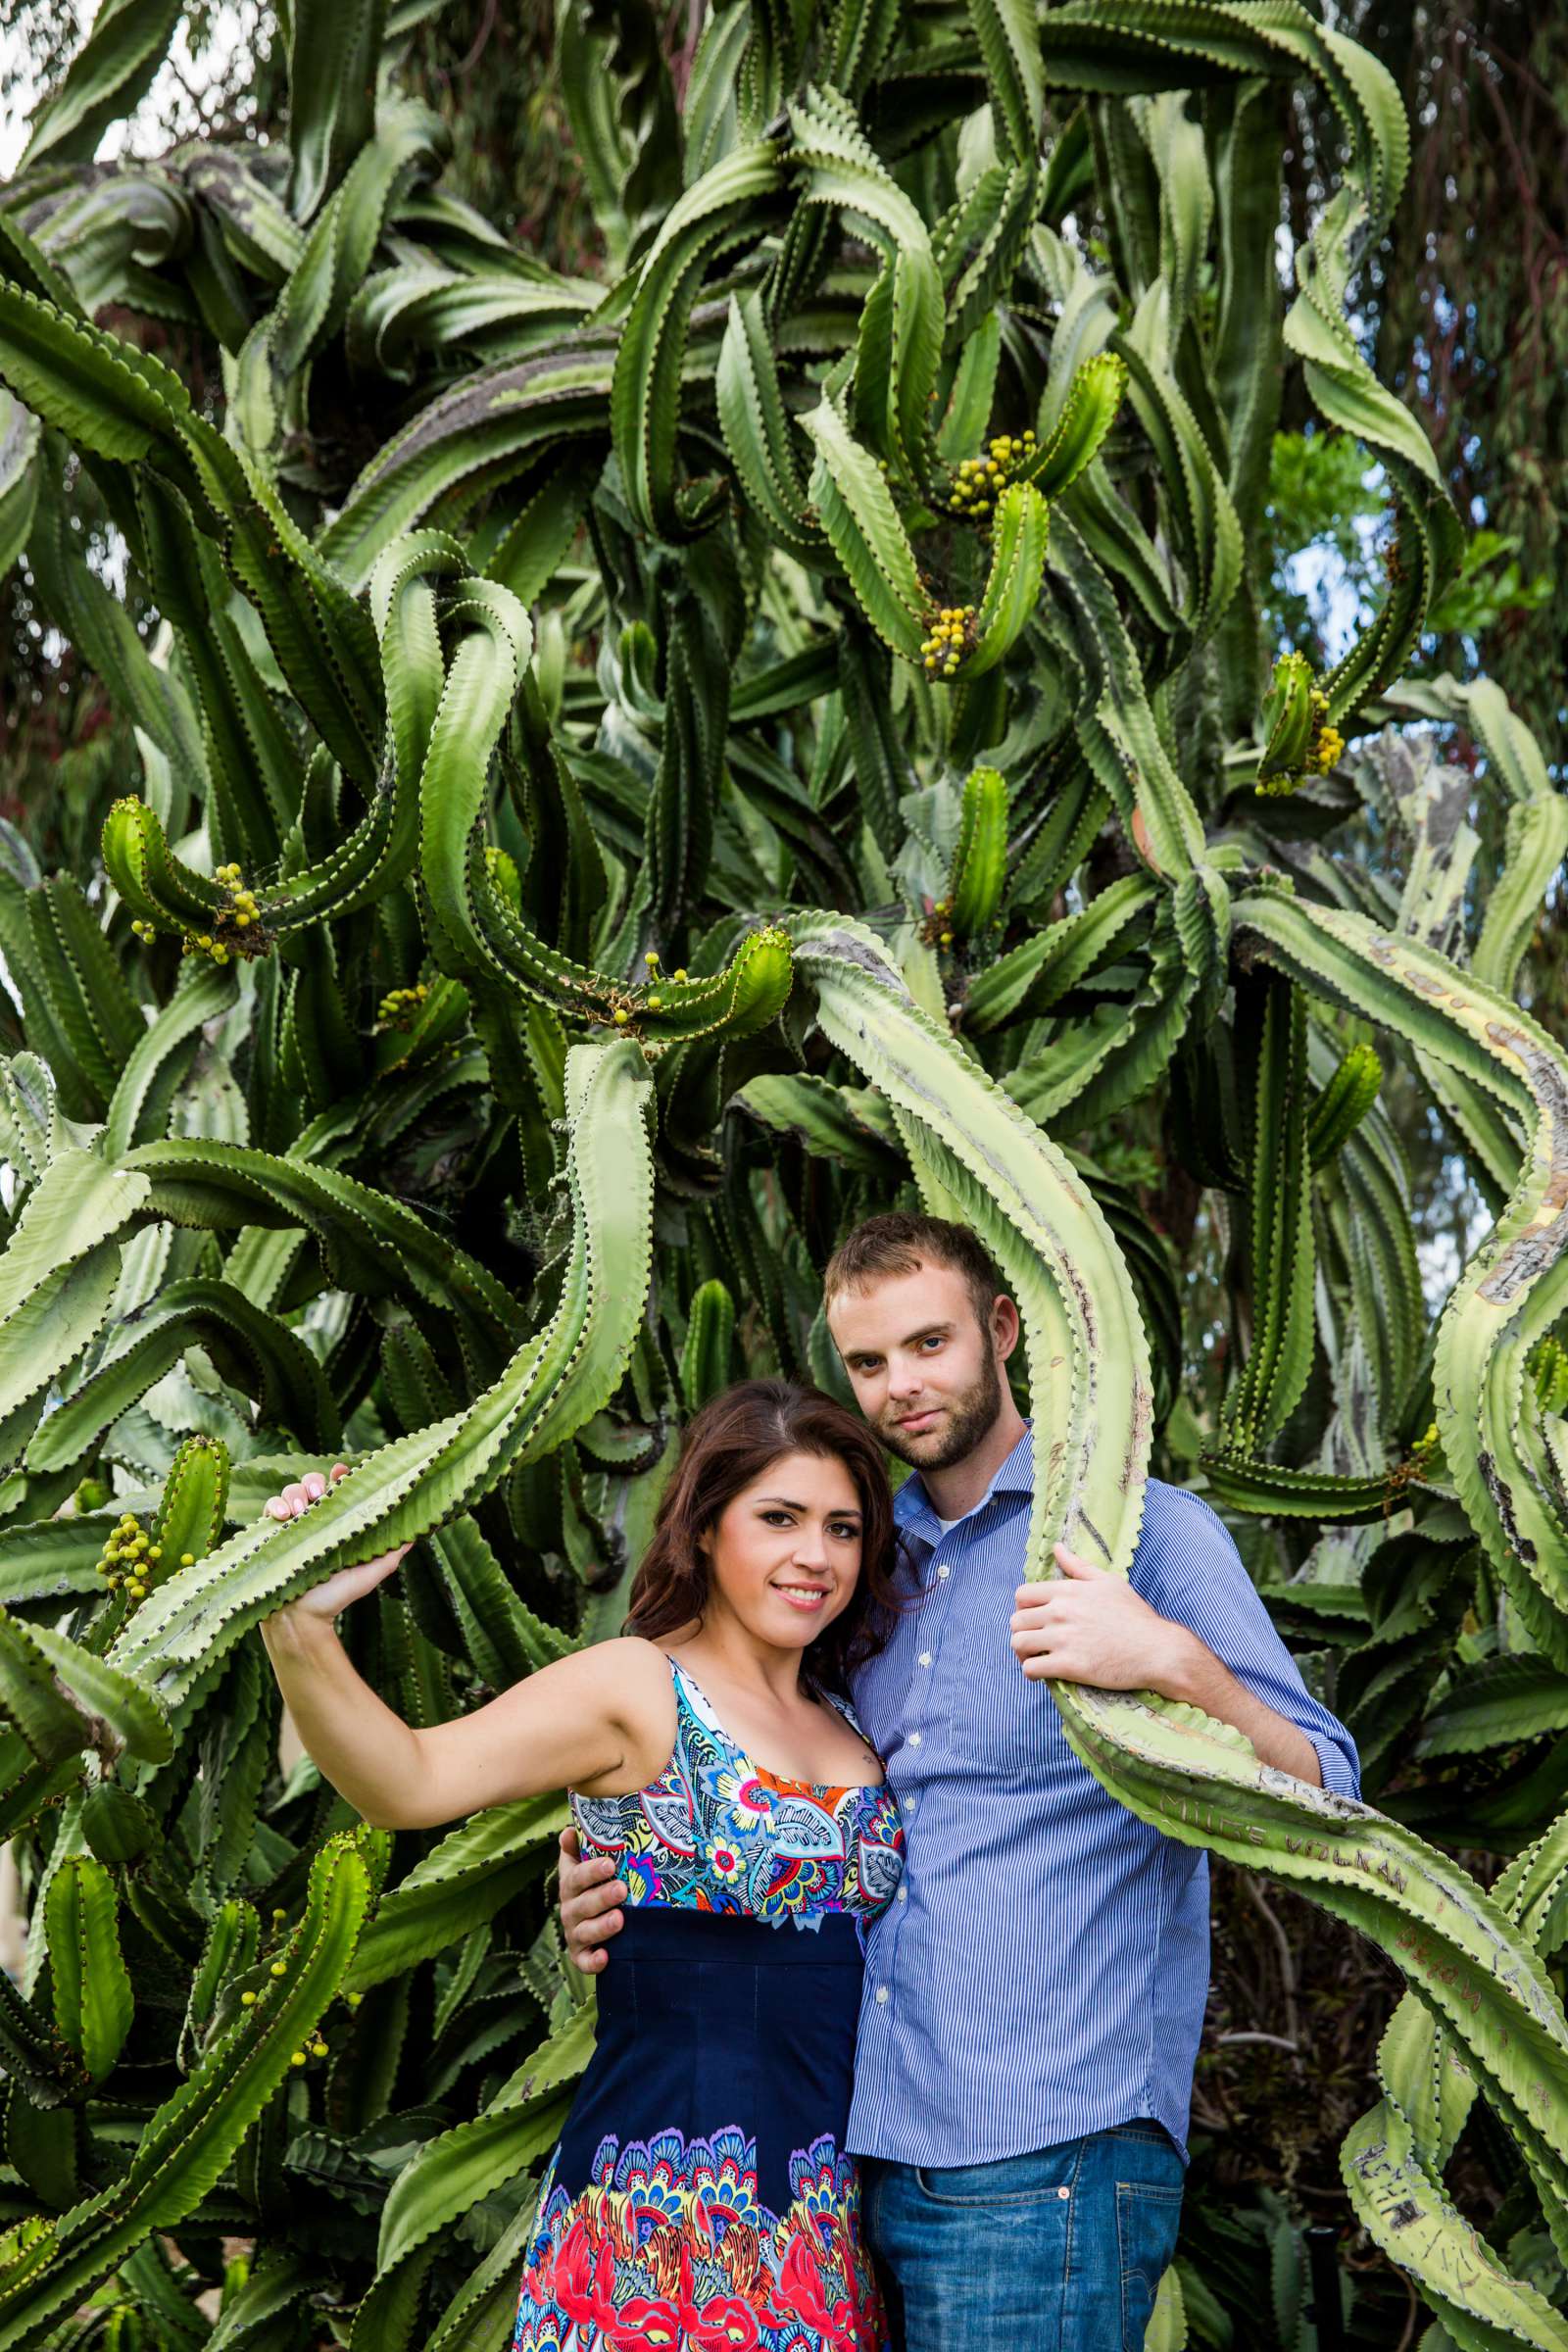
{"left": 257, "top": 1464, "right": 672, "bottom": 1830}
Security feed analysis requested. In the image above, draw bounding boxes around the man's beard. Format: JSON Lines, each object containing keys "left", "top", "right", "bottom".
{"left": 878, "top": 1346, "right": 1005, "bottom": 1471}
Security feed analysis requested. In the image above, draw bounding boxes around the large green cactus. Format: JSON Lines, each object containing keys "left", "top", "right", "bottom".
{"left": 1, "top": 0, "right": 1565, "bottom": 2340}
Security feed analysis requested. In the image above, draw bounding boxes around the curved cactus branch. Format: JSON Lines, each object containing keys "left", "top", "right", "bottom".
{"left": 789, "top": 909, "right": 1568, "bottom": 2261}
{"left": 106, "top": 1035, "right": 656, "bottom": 1717}
{"left": 1238, "top": 891, "right": 1568, "bottom": 1673}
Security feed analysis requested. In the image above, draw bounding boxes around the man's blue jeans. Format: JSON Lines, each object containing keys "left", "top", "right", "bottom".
{"left": 861, "top": 2120, "right": 1185, "bottom": 2350}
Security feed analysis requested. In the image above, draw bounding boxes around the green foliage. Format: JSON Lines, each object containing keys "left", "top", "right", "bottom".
{"left": 0, "top": 0, "right": 1566, "bottom": 2345}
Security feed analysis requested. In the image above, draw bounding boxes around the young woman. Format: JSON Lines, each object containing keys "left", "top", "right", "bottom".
{"left": 257, "top": 1379, "right": 906, "bottom": 2352}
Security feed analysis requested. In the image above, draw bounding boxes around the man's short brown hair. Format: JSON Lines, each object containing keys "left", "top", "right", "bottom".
{"left": 822, "top": 1212, "right": 1008, "bottom": 1340}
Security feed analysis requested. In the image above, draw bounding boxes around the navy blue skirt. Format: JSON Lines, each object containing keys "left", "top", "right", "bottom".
{"left": 514, "top": 1907, "right": 892, "bottom": 2350}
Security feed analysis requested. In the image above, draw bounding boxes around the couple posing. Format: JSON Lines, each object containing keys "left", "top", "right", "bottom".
{"left": 258, "top": 1213, "right": 1359, "bottom": 2352}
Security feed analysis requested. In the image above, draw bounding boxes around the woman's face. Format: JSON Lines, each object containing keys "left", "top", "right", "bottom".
{"left": 699, "top": 1448, "right": 864, "bottom": 1651}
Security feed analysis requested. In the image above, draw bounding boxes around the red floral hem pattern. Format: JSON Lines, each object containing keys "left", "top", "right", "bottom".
{"left": 514, "top": 2127, "right": 889, "bottom": 2352}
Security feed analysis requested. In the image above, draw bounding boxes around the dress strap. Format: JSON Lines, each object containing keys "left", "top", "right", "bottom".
{"left": 814, "top": 1682, "right": 872, "bottom": 1743}
{"left": 663, "top": 1653, "right": 716, "bottom": 1768}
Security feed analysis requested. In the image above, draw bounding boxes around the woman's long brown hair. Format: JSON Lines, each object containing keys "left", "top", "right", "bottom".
{"left": 624, "top": 1379, "right": 902, "bottom": 1691}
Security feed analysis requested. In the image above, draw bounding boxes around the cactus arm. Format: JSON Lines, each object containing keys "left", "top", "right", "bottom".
{"left": 798, "top": 395, "right": 931, "bottom": 660}
{"left": 1342, "top": 1815, "right": 1568, "bottom": 2349}
{"left": 373, "top": 2003, "right": 594, "bottom": 2275}
{"left": 788, "top": 906, "right": 1568, "bottom": 2261}
{"left": 106, "top": 1037, "right": 654, "bottom": 1714}
{"left": 418, "top": 578, "right": 533, "bottom": 978}
{"left": 317, "top": 350, "right": 615, "bottom": 591}
{"left": 344, "top": 1794, "right": 568, "bottom": 1990}
{"left": 611, "top": 139, "right": 784, "bottom": 538}
{"left": 787, "top": 908, "right": 1151, "bottom": 1567}
{"left": 0, "top": 1151, "right": 148, "bottom": 1324}
{"left": 102, "top": 965, "right": 235, "bottom": 1157}
{"left": 716, "top": 289, "right": 818, "bottom": 558}
{"left": 118, "top": 1142, "right": 525, "bottom": 1344}
{"left": 0, "top": 1245, "right": 127, "bottom": 1474}
{"left": 1221, "top": 979, "right": 1315, "bottom": 1455}
{"left": 940, "top": 761, "right": 1010, "bottom": 926}
{"left": 1238, "top": 891, "right": 1568, "bottom": 1669}
{"left": 10, "top": 1621, "right": 172, "bottom": 1767}
{"left": 0, "top": 1829, "right": 375, "bottom": 2348}
{"left": 964, "top": 873, "right": 1156, "bottom": 1032}
{"left": 26, "top": 1278, "right": 342, "bottom": 1472}
{"left": 680, "top": 1279, "right": 738, "bottom": 1411}
{"left": 786, "top": 87, "right": 940, "bottom": 489}
{"left": 1018, "top": 350, "right": 1127, "bottom": 497}
{"left": 45, "top": 1856, "right": 134, "bottom": 2084}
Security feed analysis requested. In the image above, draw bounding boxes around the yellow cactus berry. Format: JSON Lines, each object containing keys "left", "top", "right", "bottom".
{"left": 648, "top": 996, "right": 662, "bottom": 1010}
{"left": 645, "top": 951, "right": 660, "bottom": 966}
{"left": 272, "top": 1906, "right": 288, "bottom": 1921}
{"left": 270, "top": 1961, "right": 287, "bottom": 1978}
{"left": 346, "top": 1991, "right": 364, "bottom": 2008}
{"left": 289, "top": 2049, "right": 308, "bottom": 2067}
{"left": 147, "top": 1546, "right": 161, "bottom": 1561}
{"left": 180, "top": 1552, "right": 194, "bottom": 1566}
{"left": 612, "top": 1007, "right": 629, "bottom": 1025}
{"left": 234, "top": 912, "right": 250, "bottom": 928}
{"left": 940, "top": 930, "right": 954, "bottom": 947}
{"left": 240, "top": 1989, "right": 257, "bottom": 2006}
{"left": 311, "top": 2039, "right": 328, "bottom": 2058}
{"left": 126, "top": 1581, "right": 146, "bottom": 1599}
{"left": 197, "top": 935, "right": 212, "bottom": 951}
{"left": 673, "top": 969, "right": 688, "bottom": 982}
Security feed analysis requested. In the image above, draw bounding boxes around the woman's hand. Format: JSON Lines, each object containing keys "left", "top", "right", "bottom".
{"left": 261, "top": 1463, "right": 414, "bottom": 1629}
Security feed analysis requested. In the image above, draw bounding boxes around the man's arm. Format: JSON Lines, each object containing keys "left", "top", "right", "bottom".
{"left": 1009, "top": 1492, "right": 1360, "bottom": 1795}
{"left": 558, "top": 1827, "right": 627, "bottom": 1974}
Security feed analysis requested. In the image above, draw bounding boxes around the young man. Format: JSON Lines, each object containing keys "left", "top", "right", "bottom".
{"left": 560, "top": 1214, "right": 1360, "bottom": 2350}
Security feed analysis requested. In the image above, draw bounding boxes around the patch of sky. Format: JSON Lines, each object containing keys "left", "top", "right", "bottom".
{"left": 1275, "top": 460, "right": 1388, "bottom": 669}
{"left": 1, "top": 2, "right": 267, "bottom": 176}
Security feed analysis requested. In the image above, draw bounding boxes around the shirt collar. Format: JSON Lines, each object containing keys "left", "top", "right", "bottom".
{"left": 893, "top": 1418, "right": 1035, "bottom": 1543}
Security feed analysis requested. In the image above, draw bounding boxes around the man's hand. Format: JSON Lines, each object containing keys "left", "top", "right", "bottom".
{"left": 1011, "top": 1542, "right": 1324, "bottom": 1785}
{"left": 1010, "top": 1544, "right": 1196, "bottom": 1693}
{"left": 559, "top": 1827, "right": 627, "bottom": 1976}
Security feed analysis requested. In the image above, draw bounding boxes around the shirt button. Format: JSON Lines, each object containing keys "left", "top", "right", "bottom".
{"left": 1057, "top": 2186, "right": 1069, "bottom": 2201}
{"left": 908, "top": 1732, "right": 922, "bottom": 1747}
{"left": 937, "top": 1564, "right": 950, "bottom": 1580}
{"left": 875, "top": 1986, "right": 889, "bottom": 2004}
{"left": 918, "top": 1652, "right": 933, "bottom": 1669}
{"left": 906, "top": 1795, "right": 918, "bottom": 1815}
{"left": 897, "top": 1886, "right": 907, "bottom": 1903}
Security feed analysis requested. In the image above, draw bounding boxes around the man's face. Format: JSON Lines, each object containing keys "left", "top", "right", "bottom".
{"left": 826, "top": 1258, "right": 1011, "bottom": 1471}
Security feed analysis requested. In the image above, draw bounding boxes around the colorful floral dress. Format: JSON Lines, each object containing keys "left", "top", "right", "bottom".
{"left": 514, "top": 1655, "right": 904, "bottom": 2352}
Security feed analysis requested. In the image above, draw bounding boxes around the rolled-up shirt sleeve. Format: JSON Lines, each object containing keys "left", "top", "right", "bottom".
{"left": 1131, "top": 1485, "right": 1362, "bottom": 1800}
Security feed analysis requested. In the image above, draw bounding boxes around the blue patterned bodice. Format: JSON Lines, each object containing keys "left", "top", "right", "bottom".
{"left": 570, "top": 1656, "right": 904, "bottom": 1931}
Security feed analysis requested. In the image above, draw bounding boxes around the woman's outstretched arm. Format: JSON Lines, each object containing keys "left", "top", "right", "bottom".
{"left": 257, "top": 1464, "right": 671, "bottom": 1831}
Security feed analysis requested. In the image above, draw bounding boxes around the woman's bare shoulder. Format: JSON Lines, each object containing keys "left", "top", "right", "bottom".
{"left": 568, "top": 1637, "right": 679, "bottom": 1793}
{"left": 574, "top": 1634, "right": 674, "bottom": 1692}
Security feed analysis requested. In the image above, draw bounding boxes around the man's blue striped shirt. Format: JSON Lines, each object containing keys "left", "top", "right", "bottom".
{"left": 844, "top": 1422, "right": 1360, "bottom": 2169}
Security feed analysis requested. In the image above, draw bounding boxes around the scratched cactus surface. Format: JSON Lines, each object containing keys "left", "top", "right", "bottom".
{"left": 0, "top": 0, "right": 1565, "bottom": 2345}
